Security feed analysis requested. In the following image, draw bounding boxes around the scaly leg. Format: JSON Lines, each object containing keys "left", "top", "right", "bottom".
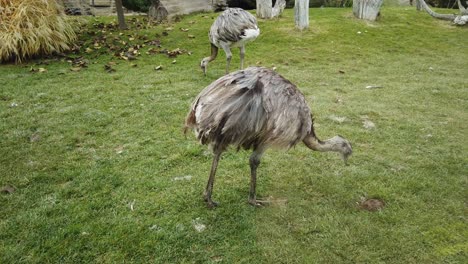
{"left": 239, "top": 45, "right": 245, "bottom": 70}
{"left": 248, "top": 147, "right": 268, "bottom": 206}
{"left": 204, "top": 149, "right": 222, "bottom": 208}
{"left": 221, "top": 44, "right": 232, "bottom": 74}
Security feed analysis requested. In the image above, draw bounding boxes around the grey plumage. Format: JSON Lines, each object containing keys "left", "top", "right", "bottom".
{"left": 200, "top": 8, "right": 260, "bottom": 75}
{"left": 185, "top": 67, "right": 352, "bottom": 208}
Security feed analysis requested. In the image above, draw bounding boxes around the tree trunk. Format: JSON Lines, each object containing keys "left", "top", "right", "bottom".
{"left": 458, "top": 0, "right": 468, "bottom": 15}
{"left": 257, "top": 0, "right": 273, "bottom": 19}
{"left": 148, "top": 0, "right": 168, "bottom": 22}
{"left": 416, "top": 0, "right": 423, "bottom": 11}
{"left": 419, "top": 0, "right": 468, "bottom": 25}
{"left": 115, "top": 0, "right": 127, "bottom": 29}
{"left": 257, "top": 0, "right": 285, "bottom": 19}
{"left": 272, "top": 0, "right": 287, "bottom": 17}
{"left": 294, "top": 0, "right": 309, "bottom": 30}
{"left": 352, "top": 0, "right": 383, "bottom": 21}
{"left": 418, "top": 0, "right": 456, "bottom": 20}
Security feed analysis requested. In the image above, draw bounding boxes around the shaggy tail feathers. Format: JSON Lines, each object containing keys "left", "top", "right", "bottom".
{"left": 184, "top": 109, "right": 196, "bottom": 136}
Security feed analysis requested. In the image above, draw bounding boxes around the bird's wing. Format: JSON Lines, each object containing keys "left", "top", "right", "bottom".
{"left": 190, "top": 69, "right": 266, "bottom": 146}
{"left": 259, "top": 70, "right": 312, "bottom": 147}
{"left": 188, "top": 67, "right": 311, "bottom": 149}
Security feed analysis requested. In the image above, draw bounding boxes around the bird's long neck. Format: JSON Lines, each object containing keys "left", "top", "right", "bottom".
{"left": 303, "top": 132, "right": 352, "bottom": 164}
{"left": 205, "top": 43, "right": 218, "bottom": 62}
{"left": 303, "top": 134, "right": 339, "bottom": 153}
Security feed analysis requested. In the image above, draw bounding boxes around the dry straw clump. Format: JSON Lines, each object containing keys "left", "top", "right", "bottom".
{"left": 0, "top": 0, "right": 77, "bottom": 63}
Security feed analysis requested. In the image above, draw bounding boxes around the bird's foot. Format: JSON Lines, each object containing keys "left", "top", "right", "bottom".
{"left": 248, "top": 198, "right": 270, "bottom": 207}
{"left": 206, "top": 200, "right": 218, "bottom": 208}
{"left": 203, "top": 194, "right": 218, "bottom": 208}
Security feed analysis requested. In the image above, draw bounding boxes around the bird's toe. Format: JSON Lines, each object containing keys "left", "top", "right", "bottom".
{"left": 249, "top": 199, "right": 270, "bottom": 207}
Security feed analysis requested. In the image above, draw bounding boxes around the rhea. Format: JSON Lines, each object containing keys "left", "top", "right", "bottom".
{"left": 185, "top": 67, "right": 352, "bottom": 208}
{"left": 200, "top": 8, "right": 260, "bottom": 76}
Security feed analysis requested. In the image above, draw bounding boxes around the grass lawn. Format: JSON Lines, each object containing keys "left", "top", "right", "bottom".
{"left": 1, "top": 7, "right": 467, "bottom": 263}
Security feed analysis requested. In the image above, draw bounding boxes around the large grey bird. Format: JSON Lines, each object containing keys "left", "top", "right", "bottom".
{"left": 200, "top": 8, "right": 260, "bottom": 76}
{"left": 185, "top": 67, "right": 353, "bottom": 208}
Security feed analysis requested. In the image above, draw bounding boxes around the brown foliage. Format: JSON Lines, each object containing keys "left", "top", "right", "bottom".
{"left": 0, "top": 0, "right": 77, "bottom": 63}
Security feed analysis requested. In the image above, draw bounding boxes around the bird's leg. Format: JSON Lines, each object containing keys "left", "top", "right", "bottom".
{"left": 239, "top": 45, "right": 245, "bottom": 70}
{"left": 248, "top": 148, "right": 268, "bottom": 207}
{"left": 223, "top": 46, "right": 232, "bottom": 74}
{"left": 204, "top": 149, "right": 222, "bottom": 208}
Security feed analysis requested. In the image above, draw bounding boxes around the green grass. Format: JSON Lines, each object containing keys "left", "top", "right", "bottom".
{"left": 1, "top": 7, "right": 467, "bottom": 263}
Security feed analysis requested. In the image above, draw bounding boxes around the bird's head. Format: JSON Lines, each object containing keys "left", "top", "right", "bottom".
{"left": 334, "top": 135, "right": 353, "bottom": 165}
{"left": 329, "top": 135, "right": 353, "bottom": 165}
{"left": 200, "top": 57, "right": 210, "bottom": 76}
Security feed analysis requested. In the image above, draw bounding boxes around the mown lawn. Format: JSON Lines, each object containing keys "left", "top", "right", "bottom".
{"left": 1, "top": 7, "right": 467, "bottom": 263}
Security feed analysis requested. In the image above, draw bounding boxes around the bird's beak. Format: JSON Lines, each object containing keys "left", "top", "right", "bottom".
{"left": 202, "top": 66, "right": 207, "bottom": 76}
{"left": 341, "top": 151, "right": 351, "bottom": 166}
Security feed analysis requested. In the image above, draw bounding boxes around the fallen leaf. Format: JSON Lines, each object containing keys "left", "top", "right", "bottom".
{"left": 121, "top": 51, "right": 137, "bottom": 61}
{"left": 172, "top": 59, "right": 177, "bottom": 64}
{"left": 149, "top": 225, "right": 161, "bottom": 231}
{"left": 188, "top": 34, "right": 195, "bottom": 39}
{"left": 128, "top": 200, "right": 135, "bottom": 211}
{"left": 192, "top": 218, "right": 206, "bottom": 232}
{"left": 30, "top": 132, "right": 41, "bottom": 142}
{"left": 362, "top": 119, "right": 375, "bottom": 129}
{"left": 146, "top": 39, "right": 161, "bottom": 47}
{"left": 154, "top": 65, "right": 163, "bottom": 71}
{"left": 105, "top": 64, "right": 116, "bottom": 73}
{"left": 334, "top": 97, "right": 343, "bottom": 104}
{"left": 173, "top": 175, "right": 192, "bottom": 181}
{"left": 115, "top": 146, "right": 124, "bottom": 154}
{"left": 329, "top": 115, "right": 347, "bottom": 123}
{"left": 211, "top": 256, "right": 223, "bottom": 263}
{"left": 166, "top": 48, "right": 186, "bottom": 57}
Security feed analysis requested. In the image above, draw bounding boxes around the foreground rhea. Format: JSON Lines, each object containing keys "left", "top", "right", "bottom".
{"left": 185, "top": 67, "right": 352, "bottom": 208}
{"left": 200, "top": 8, "right": 260, "bottom": 76}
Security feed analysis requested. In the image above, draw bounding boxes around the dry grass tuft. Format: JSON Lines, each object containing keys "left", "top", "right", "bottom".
{"left": 0, "top": 0, "right": 77, "bottom": 63}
